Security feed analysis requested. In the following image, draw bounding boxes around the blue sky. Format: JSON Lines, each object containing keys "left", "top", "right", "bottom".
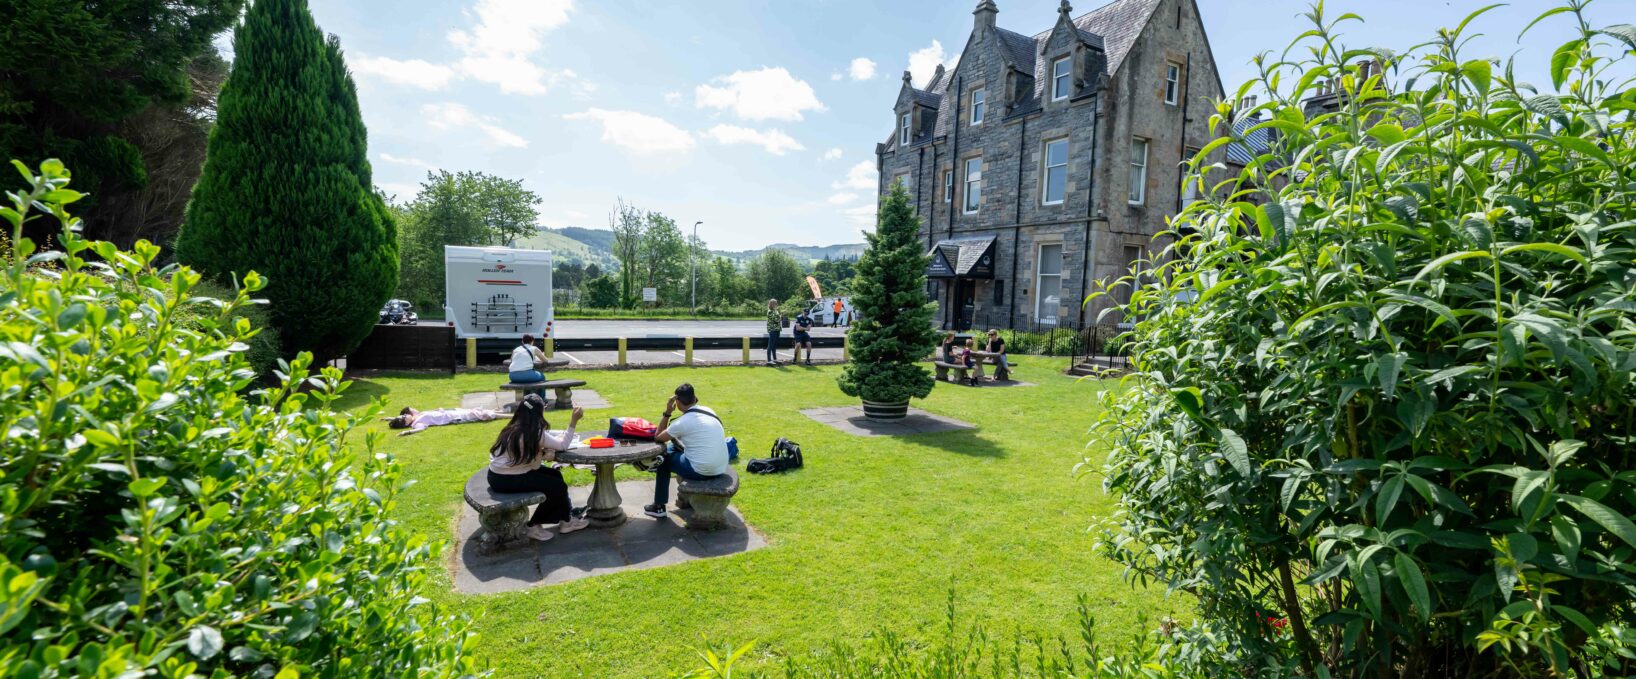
{"left": 290, "top": 0, "right": 1598, "bottom": 250}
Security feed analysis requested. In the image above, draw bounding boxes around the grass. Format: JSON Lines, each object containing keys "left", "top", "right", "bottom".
{"left": 340, "top": 357, "right": 1182, "bottom": 677}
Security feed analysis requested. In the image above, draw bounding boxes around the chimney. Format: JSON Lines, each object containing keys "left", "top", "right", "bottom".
{"left": 974, "top": 0, "right": 998, "bottom": 33}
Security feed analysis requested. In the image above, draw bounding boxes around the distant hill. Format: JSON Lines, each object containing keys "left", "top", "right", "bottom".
{"left": 524, "top": 226, "right": 864, "bottom": 269}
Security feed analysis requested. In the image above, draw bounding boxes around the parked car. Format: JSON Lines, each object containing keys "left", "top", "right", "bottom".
{"left": 378, "top": 299, "right": 418, "bottom": 325}
{"left": 806, "top": 296, "right": 855, "bottom": 326}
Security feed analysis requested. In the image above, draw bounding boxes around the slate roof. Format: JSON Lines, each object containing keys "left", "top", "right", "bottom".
{"left": 1226, "top": 114, "right": 1272, "bottom": 166}
{"left": 1063, "top": 0, "right": 1163, "bottom": 78}
{"left": 929, "top": 237, "right": 998, "bottom": 278}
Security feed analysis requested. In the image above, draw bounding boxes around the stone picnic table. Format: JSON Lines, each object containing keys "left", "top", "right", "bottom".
{"left": 969, "top": 350, "right": 1011, "bottom": 381}
{"left": 557, "top": 440, "right": 665, "bottom": 529}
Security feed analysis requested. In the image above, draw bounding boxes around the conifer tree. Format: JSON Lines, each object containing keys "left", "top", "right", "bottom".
{"left": 176, "top": 0, "right": 396, "bottom": 363}
{"left": 838, "top": 182, "right": 940, "bottom": 406}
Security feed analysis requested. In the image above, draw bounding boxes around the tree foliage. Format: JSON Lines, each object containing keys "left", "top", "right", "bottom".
{"left": 175, "top": 0, "right": 396, "bottom": 364}
{"left": 0, "top": 0, "right": 243, "bottom": 244}
{"left": 395, "top": 170, "right": 541, "bottom": 307}
{"left": 0, "top": 160, "right": 478, "bottom": 677}
{"left": 1095, "top": 3, "right": 1636, "bottom": 676}
{"left": 746, "top": 248, "right": 807, "bottom": 305}
{"left": 838, "top": 183, "right": 939, "bottom": 404}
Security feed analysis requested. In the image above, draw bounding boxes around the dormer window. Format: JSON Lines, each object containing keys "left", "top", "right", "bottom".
{"left": 1051, "top": 57, "right": 1072, "bottom": 101}
{"left": 971, "top": 89, "right": 986, "bottom": 125}
{"left": 899, "top": 113, "right": 911, "bottom": 146}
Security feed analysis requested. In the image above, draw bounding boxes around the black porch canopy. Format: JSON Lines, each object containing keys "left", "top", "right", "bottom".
{"left": 926, "top": 237, "right": 996, "bottom": 279}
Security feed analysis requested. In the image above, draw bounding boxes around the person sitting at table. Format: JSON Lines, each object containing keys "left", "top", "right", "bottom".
{"left": 387, "top": 406, "right": 503, "bottom": 436}
{"left": 643, "top": 383, "right": 728, "bottom": 520}
{"left": 984, "top": 329, "right": 1009, "bottom": 378}
{"left": 508, "top": 334, "right": 549, "bottom": 397}
{"left": 487, "top": 395, "right": 588, "bottom": 541}
{"left": 939, "top": 331, "right": 959, "bottom": 364}
{"left": 961, "top": 339, "right": 985, "bottom": 386}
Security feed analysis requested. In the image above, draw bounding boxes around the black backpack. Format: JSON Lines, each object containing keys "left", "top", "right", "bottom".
{"left": 747, "top": 438, "right": 803, "bottom": 475}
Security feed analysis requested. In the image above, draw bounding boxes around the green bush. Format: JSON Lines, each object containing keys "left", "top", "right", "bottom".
{"left": 0, "top": 160, "right": 478, "bottom": 676}
{"left": 1095, "top": 4, "right": 1636, "bottom": 677}
{"left": 838, "top": 183, "right": 939, "bottom": 404}
{"left": 176, "top": 0, "right": 397, "bottom": 365}
{"left": 180, "top": 278, "right": 281, "bottom": 378}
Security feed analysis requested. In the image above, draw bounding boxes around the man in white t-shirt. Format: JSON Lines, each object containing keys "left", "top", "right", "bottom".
{"left": 386, "top": 406, "right": 503, "bottom": 436}
{"left": 643, "top": 383, "right": 728, "bottom": 519}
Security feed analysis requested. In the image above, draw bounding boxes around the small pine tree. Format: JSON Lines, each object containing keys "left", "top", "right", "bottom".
{"left": 176, "top": 0, "right": 396, "bottom": 363}
{"left": 838, "top": 182, "right": 940, "bottom": 404}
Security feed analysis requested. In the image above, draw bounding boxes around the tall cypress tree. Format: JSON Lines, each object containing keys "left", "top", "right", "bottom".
{"left": 176, "top": 0, "right": 396, "bottom": 363}
{"left": 838, "top": 182, "right": 940, "bottom": 407}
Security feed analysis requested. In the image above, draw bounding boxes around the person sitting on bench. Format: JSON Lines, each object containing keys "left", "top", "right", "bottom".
{"left": 643, "top": 383, "right": 728, "bottom": 520}
{"left": 960, "top": 339, "right": 986, "bottom": 386}
{"left": 939, "top": 331, "right": 959, "bottom": 364}
{"left": 508, "top": 334, "right": 549, "bottom": 397}
{"left": 984, "top": 329, "right": 1009, "bottom": 377}
{"left": 387, "top": 406, "right": 503, "bottom": 436}
{"left": 487, "top": 395, "right": 588, "bottom": 542}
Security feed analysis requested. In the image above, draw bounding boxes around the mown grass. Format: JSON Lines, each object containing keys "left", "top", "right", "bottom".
{"left": 340, "top": 358, "right": 1182, "bottom": 678}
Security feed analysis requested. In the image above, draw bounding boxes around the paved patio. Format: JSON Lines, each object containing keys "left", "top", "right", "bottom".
{"left": 800, "top": 406, "right": 976, "bottom": 437}
{"left": 452, "top": 479, "right": 765, "bottom": 594}
{"left": 461, "top": 389, "right": 611, "bottom": 411}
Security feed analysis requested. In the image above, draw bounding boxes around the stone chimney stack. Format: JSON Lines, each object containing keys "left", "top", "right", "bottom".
{"left": 974, "top": 0, "right": 998, "bottom": 33}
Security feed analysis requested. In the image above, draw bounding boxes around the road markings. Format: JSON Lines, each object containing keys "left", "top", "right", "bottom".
{"left": 560, "top": 352, "right": 584, "bottom": 364}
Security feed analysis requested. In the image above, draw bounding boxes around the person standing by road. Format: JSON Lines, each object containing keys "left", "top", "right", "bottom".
{"left": 765, "top": 299, "right": 783, "bottom": 366}
{"left": 832, "top": 298, "right": 845, "bottom": 327}
{"left": 793, "top": 310, "right": 814, "bottom": 366}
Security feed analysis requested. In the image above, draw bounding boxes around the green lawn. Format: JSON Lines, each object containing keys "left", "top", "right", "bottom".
{"left": 340, "top": 358, "right": 1181, "bottom": 677}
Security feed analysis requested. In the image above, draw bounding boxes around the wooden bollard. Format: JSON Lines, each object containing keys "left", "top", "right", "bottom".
{"left": 544, "top": 336, "right": 554, "bottom": 358}
{"left": 742, "top": 337, "right": 750, "bottom": 366}
{"left": 617, "top": 337, "right": 627, "bottom": 367}
{"left": 684, "top": 337, "right": 694, "bottom": 366}
{"left": 465, "top": 337, "right": 477, "bottom": 368}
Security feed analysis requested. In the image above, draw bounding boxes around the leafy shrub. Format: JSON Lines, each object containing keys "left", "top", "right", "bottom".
{"left": 838, "top": 183, "right": 939, "bottom": 404}
{"left": 180, "top": 278, "right": 281, "bottom": 378}
{"left": 1094, "top": 4, "right": 1636, "bottom": 677}
{"left": 0, "top": 160, "right": 479, "bottom": 676}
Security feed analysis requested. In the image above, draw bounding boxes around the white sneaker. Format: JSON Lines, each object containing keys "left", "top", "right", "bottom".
{"left": 558, "top": 516, "right": 590, "bottom": 534}
{"left": 526, "top": 525, "right": 555, "bottom": 542}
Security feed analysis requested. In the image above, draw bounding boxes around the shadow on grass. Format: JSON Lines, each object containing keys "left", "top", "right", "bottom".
{"left": 332, "top": 378, "right": 393, "bottom": 412}
{"left": 904, "top": 429, "right": 1006, "bottom": 459}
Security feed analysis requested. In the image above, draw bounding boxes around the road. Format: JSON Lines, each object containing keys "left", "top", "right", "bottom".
{"left": 549, "top": 319, "right": 852, "bottom": 339}
{"left": 552, "top": 347, "right": 846, "bottom": 366}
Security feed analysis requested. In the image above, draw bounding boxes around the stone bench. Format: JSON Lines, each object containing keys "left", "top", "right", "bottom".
{"left": 463, "top": 469, "right": 544, "bottom": 554}
{"left": 676, "top": 467, "right": 739, "bottom": 530}
{"left": 500, "top": 379, "right": 587, "bottom": 409}
{"left": 931, "top": 360, "right": 969, "bottom": 383}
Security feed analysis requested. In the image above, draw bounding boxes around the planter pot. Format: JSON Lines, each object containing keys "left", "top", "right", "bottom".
{"left": 861, "top": 399, "right": 909, "bottom": 421}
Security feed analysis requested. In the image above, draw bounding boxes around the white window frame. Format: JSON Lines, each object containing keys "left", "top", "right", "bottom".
{"left": 1051, "top": 57, "right": 1072, "bottom": 101}
{"left": 1118, "top": 244, "right": 1145, "bottom": 326}
{"left": 1164, "top": 63, "right": 1181, "bottom": 105}
{"left": 1036, "top": 243, "right": 1064, "bottom": 324}
{"left": 1129, "top": 137, "right": 1149, "bottom": 205}
{"left": 1041, "top": 138, "right": 1069, "bottom": 206}
{"left": 899, "top": 113, "right": 911, "bottom": 146}
{"left": 963, "top": 157, "right": 982, "bottom": 214}
{"left": 971, "top": 89, "right": 986, "bottom": 126}
{"left": 943, "top": 170, "right": 954, "bottom": 203}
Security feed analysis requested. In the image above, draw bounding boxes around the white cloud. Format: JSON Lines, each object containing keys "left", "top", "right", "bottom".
{"left": 907, "top": 40, "right": 958, "bottom": 87}
{"left": 563, "top": 108, "right": 696, "bottom": 155}
{"left": 376, "top": 182, "right": 421, "bottom": 202}
{"left": 832, "top": 160, "right": 877, "bottom": 191}
{"left": 703, "top": 125, "right": 804, "bottom": 156}
{"left": 353, "top": 56, "right": 456, "bottom": 90}
{"left": 830, "top": 72, "right": 843, "bottom": 81}
{"left": 848, "top": 57, "right": 878, "bottom": 81}
{"left": 422, "top": 103, "right": 529, "bottom": 148}
{"left": 378, "top": 153, "right": 433, "bottom": 170}
{"left": 695, "top": 67, "right": 825, "bottom": 122}
{"left": 844, "top": 203, "right": 878, "bottom": 228}
{"left": 663, "top": 91, "right": 683, "bottom": 105}
{"left": 444, "top": 0, "right": 581, "bottom": 96}
{"left": 822, "top": 148, "right": 843, "bottom": 161}
{"left": 827, "top": 192, "right": 859, "bottom": 205}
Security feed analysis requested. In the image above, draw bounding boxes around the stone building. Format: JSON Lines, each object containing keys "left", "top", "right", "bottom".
{"left": 875, "top": 0, "right": 1227, "bottom": 331}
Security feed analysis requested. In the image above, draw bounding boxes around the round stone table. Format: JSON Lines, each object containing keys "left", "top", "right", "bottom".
{"left": 558, "top": 441, "right": 664, "bottom": 528}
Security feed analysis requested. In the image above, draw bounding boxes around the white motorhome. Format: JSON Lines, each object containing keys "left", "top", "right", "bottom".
{"left": 444, "top": 245, "right": 553, "bottom": 339}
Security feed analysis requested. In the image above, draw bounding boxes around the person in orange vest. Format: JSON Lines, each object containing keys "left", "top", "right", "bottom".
{"left": 832, "top": 298, "right": 844, "bottom": 327}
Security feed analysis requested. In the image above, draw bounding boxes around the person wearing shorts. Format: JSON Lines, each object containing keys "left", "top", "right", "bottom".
{"left": 793, "top": 312, "right": 814, "bottom": 366}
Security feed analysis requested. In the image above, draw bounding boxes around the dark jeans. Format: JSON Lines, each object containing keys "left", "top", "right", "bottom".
{"left": 488, "top": 467, "right": 571, "bottom": 525}
{"left": 653, "top": 449, "right": 714, "bottom": 506}
{"left": 508, "top": 369, "right": 546, "bottom": 398}
{"left": 766, "top": 331, "right": 780, "bottom": 362}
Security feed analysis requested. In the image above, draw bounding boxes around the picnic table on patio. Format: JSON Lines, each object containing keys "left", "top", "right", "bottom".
{"left": 970, "top": 350, "right": 1011, "bottom": 381}
{"left": 557, "top": 440, "right": 665, "bottom": 529}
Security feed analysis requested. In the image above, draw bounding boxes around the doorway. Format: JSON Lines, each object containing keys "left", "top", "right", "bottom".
{"left": 952, "top": 279, "right": 977, "bottom": 331}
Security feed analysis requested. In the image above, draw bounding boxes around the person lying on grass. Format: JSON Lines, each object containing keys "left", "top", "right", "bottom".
{"left": 488, "top": 395, "right": 589, "bottom": 541}
{"left": 643, "top": 383, "right": 728, "bottom": 520}
{"left": 386, "top": 406, "right": 503, "bottom": 436}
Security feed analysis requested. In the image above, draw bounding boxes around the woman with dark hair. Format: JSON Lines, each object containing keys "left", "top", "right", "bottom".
{"left": 488, "top": 394, "right": 587, "bottom": 541}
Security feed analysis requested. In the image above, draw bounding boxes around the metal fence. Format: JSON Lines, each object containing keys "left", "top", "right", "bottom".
{"left": 957, "top": 315, "right": 1131, "bottom": 370}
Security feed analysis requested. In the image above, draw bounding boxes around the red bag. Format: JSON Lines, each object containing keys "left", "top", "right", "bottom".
{"left": 608, "top": 417, "right": 657, "bottom": 440}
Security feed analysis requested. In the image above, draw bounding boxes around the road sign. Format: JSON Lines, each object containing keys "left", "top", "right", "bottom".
{"left": 642, "top": 287, "right": 657, "bottom": 302}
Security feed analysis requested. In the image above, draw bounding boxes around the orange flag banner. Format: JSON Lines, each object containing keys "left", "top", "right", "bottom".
{"left": 806, "top": 276, "right": 823, "bottom": 300}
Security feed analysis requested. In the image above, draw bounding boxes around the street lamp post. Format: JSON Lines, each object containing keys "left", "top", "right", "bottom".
{"left": 691, "top": 221, "right": 703, "bottom": 312}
